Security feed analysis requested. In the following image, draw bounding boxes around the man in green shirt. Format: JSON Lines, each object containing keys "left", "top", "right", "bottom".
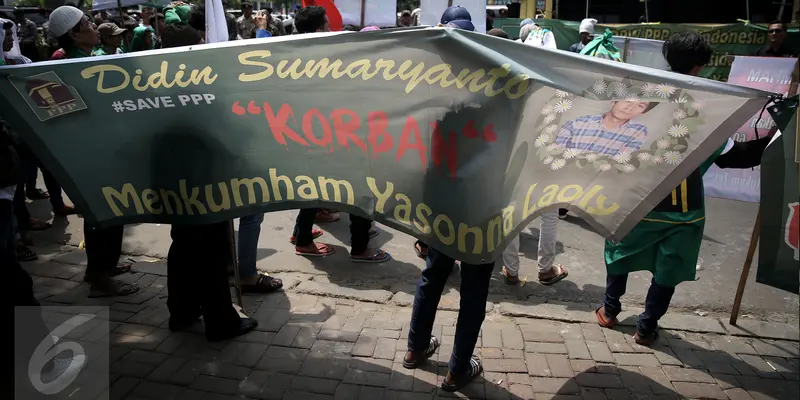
{"left": 48, "top": 5, "right": 140, "bottom": 298}
{"left": 92, "top": 22, "right": 126, "bottom": 56}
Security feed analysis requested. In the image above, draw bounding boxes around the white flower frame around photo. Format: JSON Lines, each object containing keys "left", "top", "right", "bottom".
{"left": 534, "top": 77, "right": 704, "bottom": 173}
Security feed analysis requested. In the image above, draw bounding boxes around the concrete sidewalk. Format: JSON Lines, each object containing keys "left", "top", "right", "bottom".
{"left": 25, "top": 242, "right": 800, "bottom": 400}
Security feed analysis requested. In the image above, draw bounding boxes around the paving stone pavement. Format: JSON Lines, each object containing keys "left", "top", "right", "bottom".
{"left": 25, "top": 245, "right": 800, "bottom": 400}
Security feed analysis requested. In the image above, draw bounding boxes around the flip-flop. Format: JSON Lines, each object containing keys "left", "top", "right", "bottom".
{"left": 88, "top": 282, "right": 140, "bottom": 298}
{"left": 295, "top": 243, "right": 336, "bottom": 257}
{"left": 413, "top": 240, "right": 428, "bottom": 260}
{"left": 84, "top": 261, "right": 134, "bottom": 282}
{"left": 539, "top": 265, "right": 568, "bottom": 286}
{"left": 289, "top": 228, "right": 323, "bottom": 244}
{"left": 351, "top": 249, "right": 391, "bottom": 263}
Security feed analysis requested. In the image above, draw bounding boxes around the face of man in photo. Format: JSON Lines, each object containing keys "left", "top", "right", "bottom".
{"left": 610, "top": 100, "right": 650, "bottom": 121}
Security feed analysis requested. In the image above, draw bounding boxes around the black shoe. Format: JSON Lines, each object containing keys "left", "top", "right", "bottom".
{"left": 168, "top": 312, "right": 202, "bottom": 331}
{"left": 206, "top": 317, "right": 258, "bottom": 342}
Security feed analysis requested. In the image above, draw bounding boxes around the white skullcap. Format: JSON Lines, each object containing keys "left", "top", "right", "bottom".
{"left": 48, "top": 6, "right": 84, "bottom": 38}
{"left": 579, "top": 18, "right": 598, "bottom": 34}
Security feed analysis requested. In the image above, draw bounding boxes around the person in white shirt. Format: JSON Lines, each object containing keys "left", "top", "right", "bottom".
{"left": 523, "top": 24, "right": 557, "bottom": 49}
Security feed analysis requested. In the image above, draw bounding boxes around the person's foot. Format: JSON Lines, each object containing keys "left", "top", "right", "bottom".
{"left": 206, "top": 316, "right": 258, "bottom": 342}
{"left": 88, "top": 277, "right": 139, "bottom": 298}
{"left": 241, "top": 273, "right": 283, "bottom": 294}
{"left": 16, "top": 241, "right": 38, "bottom": 262}
{"left": 169, "top": 311, "right": 202, "bottom": 331}
{"left": 83, "top": 261, "right": 133, "bottom": 282}
{"left": 402, "top": 336, "right": 440, "bottom": 369}
{"left": 26, "top": 188, "right": 49, "bottom": 200}
{"left": 413, "top": 240, "right": 428, "bottom": 259}
{"left": 500, "top": 266, "right": 520, "bottom": 285}
{"left": 595, "top": 306, "right": 617, "bottom": 329}
{"left": 634, "top": 329, "right": 659, "bottom": 346}
{"left": 441, "top": 355, "right": 483, "bottom": 392}
{"left": 21, "top": 217, "right": 51, "bottom": 231}
{"left": 538, "top": 264, "right": 568, "bottom": 286}
{"left": 53, "top": 204, "right": 78, "bottom": 216}
{"left": 295, "top": 242, "right": 336, "bottom": 257}
{"left": 289, "top": 228, "right": 323, "bottom": 244}
{"left": 315, "top": 209, "right": 339, "bottom": 223}
{"left": 350, "top": 248, "right": 391, "bottom": 263}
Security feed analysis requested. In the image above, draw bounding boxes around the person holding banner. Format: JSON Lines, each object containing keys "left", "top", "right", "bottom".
{"left": 596, "top": 32, "right": 778, "bottom": 346}
{"left": 403, "top": 6, "right": 490, "bottom": 393}
{"left": 47, "top": 5, "right": 140, "bottom": 298}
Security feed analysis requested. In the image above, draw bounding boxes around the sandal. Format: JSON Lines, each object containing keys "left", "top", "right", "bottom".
{"left": 88, "top": 281, "right": 140, "bottom": 298}
{"left": 16, "top": 242, "right": 38, "bottom": 262}
{"left": 501, "top": 266, "right": 520, "bottom": 285}
{"left": 350, "top": 249, "right": 391, "bottom": 263}
{"left": 539, "top": 264, "right": 568, "bottom": 286}
{"left": 295, "top": 243, "right": 336, "bottom": 257}
{"left": 242, "top": 273, "right": 283, "bottom": 294}
{"left": 595, "top": 306, "right": 617, "bottom": 329}
{"left": 22, "top": 217, "right": 52, "bottom": 231}
{"left": 403, "top": 336, "right": 440, "bottom": 369}
{"left": 289, "top": 228, "right": 323, "bottom": 244}
{"left": 441, "top": 355, "right": 483, "bottom": 392}
{"left": 315, "top": 209, "right": 339, "bottom": 223}
{"left": 53, "top": 205, "right": 78, "bottom": 216}
{"left": 413, "top": 240, "right": 428, "bottom": 260}
{"left": 83, "top": 261, "right": 133, "bottom": 282}
{"left": 26, "top": 188, "right": 49, "bottom": 200}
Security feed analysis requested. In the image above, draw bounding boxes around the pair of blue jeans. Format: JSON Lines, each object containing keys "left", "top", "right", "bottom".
{"left": 407, "top": 247, "right": 494, "bottom": 376}
{"left": 603, "top": 274, "right": 675, "bottom": 335}
{"left": 237, "top": 213, "right": 264, "bottom": 279}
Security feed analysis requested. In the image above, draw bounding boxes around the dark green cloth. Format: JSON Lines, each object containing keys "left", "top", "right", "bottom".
{"left": 604, "top": 144, "right": 727, "bottom": 287}
{"left": 164, "top": 5, "right": 193, "bottom": 25}
{"left": 580, "top": 29, "right": 622, "bottom": 62}
{"left": 130, "top": 26, "right": 155, "bottom": 52}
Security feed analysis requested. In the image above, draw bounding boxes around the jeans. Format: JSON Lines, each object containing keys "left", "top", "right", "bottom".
{"left": 293, "top": 208, "right": 372, "bottom": 255}
{"left": 83, "top": 221, "right": 124, "bottom": 281}
{"left": 604, "top": 274, "right": 675, "bottom": 334}
{"left": 502, "top": 211, "right": 558, "bottom": 275}
{"left": 238, "top": 213, "right": 264, "bottom": 279}
{"left": 408, "top": 247, "right": 494, "bottom": 376}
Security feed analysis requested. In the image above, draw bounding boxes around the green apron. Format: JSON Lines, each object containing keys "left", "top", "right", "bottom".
{"left": 605, "top": 144, "right": 727, "bottom": 287}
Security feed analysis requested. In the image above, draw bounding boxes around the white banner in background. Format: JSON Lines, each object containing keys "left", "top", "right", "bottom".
{"left": 337, "top": 0, "right": 397, "bottom": 27}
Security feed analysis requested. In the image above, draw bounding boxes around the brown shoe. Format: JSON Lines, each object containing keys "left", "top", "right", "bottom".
{"left": 595, "top": 306, "right": 617, "bottom": 329}
{"left": 634, "top": 330, "right": 659, "bottom": 346}
{"left": 501, "top": 266, "right": 520, "bottom": 285}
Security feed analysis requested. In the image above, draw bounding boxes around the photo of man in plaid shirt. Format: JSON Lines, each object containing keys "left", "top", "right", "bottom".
{"left": 554, "top": 100, "right": 658, "bottom": 157}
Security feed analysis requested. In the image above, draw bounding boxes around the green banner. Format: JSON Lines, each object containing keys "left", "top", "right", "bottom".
{"left": 0, "top": 28, "right": 770, "bottom": 263}
{"left": 759, "top": 102, "right": 800, "bottom": 294}
{"left": 496, "top": 19, "right": 783, "bottom": 82}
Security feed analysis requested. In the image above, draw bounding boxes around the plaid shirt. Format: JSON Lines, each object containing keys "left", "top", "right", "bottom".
{"left": 554, "top": 114, "right": 648, "bottom": 156}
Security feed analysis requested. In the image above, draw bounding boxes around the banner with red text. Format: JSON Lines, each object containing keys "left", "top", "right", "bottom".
{"left": 0, "top": 28, "right": 772, "bottom": 263}
{"left": 704, "top": 56, "right": 798, "bottom": 202}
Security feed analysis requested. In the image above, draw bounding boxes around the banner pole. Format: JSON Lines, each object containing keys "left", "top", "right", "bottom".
{"left": 229, "top": 220, "right": 244, "bottom": 308}
{"left": 730, "top": 210, "right": 761, "bottom": 325}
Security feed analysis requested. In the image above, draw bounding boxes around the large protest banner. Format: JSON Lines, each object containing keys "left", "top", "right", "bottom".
{"left": 0, "top": 28, "right": 771, "bottom": 263}
{"left": 495, "top": 19, "right": 784, "bottom": 81}
{"left": 704, "top": 57, "right": 798, "bottom": 202}
{"left": 758, "top": 104, "right": 800, "bottom": 295}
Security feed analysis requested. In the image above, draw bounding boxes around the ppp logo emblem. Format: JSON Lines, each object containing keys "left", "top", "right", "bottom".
{"left": 787, "top": 202, "right": 799, "bottom": 261}
{"left": 28, "top": 314, "right": 94, "bottom": 394}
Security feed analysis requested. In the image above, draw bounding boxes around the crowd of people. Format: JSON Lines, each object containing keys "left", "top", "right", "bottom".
{"left": 1, "top": 3, "right": 790, "bottom": 394}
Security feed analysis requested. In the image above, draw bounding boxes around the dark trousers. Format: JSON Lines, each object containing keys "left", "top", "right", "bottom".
{"left": 17, "top": 146, "right": 64, "bottom": 210}
{"left": 292, "top": 208, "right": 372, "bottom": 255}
{"left": 408, "top": 247, "right": 493, "bottom": 376}
{"left": 167, "top": 222, "right": 238, "bottom": 329}
{"left": 83, "top": 221, "right": 124, "bottom": 280}
{"left": 3, "top": 199, "right": 51, "bottom": 397}
{"left": 604, "top": 274, "right": 675, "bottom": 334}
